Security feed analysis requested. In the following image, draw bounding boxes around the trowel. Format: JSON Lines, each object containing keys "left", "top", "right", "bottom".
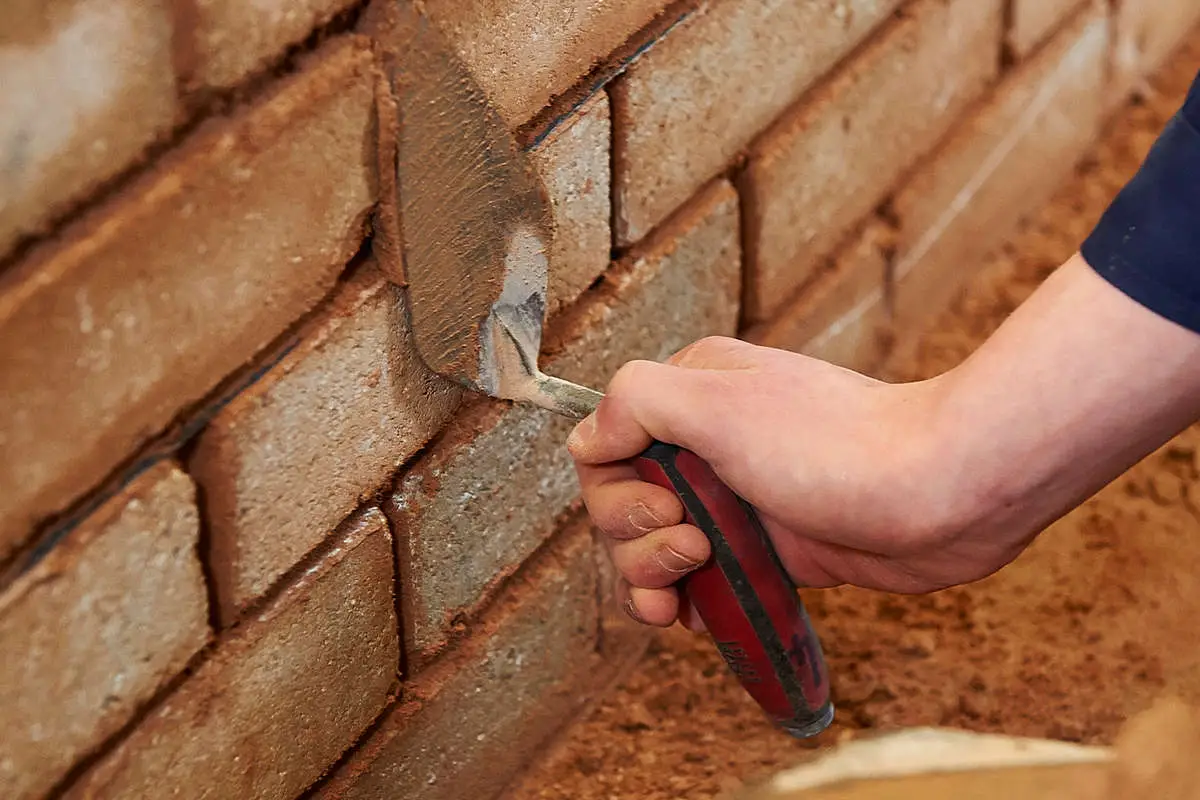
{"left": 381, "top": 4, "right": 834, "bottom": 739}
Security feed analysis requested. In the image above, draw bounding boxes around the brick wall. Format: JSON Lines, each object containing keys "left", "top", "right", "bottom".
{"left": 1, "top": 1, "right": 1196, "bottom": 797}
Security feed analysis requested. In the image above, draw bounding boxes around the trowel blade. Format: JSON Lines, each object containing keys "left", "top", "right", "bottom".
{"left": 386, "top": 5, "right": 580, "bottom": 411}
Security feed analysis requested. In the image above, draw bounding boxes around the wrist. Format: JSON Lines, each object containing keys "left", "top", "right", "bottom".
{"left": 903, "top": 369, "right": 1018, "bottom": 546}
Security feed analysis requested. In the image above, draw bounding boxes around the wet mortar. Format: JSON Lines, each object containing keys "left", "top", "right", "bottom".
{"left": 507, "top": 33, "right": 1200, "bottom": 800}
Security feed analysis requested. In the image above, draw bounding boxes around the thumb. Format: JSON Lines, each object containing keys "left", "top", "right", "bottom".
{"left": 567, "top": 358, "right": 731, "bottom": 465}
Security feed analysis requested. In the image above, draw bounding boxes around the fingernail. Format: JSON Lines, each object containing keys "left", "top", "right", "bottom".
{"left": 623, "top": 595, "right": 644, "bottom": 623}
{"left": 627, "top": 503, "right": 665, "bottom": 533}
{"left": 655, "top": 544, "right": 703, "bottom": 575}
{"left": 566, "top": 413, "right": 597, "bottom": 454}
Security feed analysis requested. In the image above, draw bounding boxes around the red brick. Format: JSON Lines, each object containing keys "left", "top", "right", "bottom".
{"left": 0, "top": 37, "right": 376, "bottom": 562}
{"left": 313, "top": 520, "right": 601, "bottom": 800}
{"left": 189, "top": 264, "right": 461, "bottom": 623}
{"left": 388, "top": 181, "right": 740, "bottom": 660}
{"left": 0, "top": 463, "right": 208, "bottom": 800}
{"left": 421, "top": 0, "right": 668, "bottom": 126}
{"left": 67, "top": 508, "right": 398, "bottom": 800}
{"left": 740, "top": 0, "right": 1002, "bottom": 324}
{"left": 185, "top": 0, "right": 360, "bottom": 90}
{"left": 612, "top": 0, "right": 902, "bottom": 246}
{"left": 747, "top": 221, "right": 895, "bottom": 376}
{"left": 530, "top": 93, "right": 613, "bottom": 317}
{"left": 1008, "top": 0, "right": 1087, "bottom": 57}
{"left": 890, "top": 5, "right": 1109, "bottom": 335}
{"left": 1113, "top": 0, "right": 1200, "bottom": 98}
{"left": 0, "top": 0, "right": 179, "bottom": 258}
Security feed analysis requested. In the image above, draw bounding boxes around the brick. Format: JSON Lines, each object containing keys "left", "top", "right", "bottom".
{"left": 612, "top": 0, "right": 902, "bottom": 246}
{"left": 747, "top": 221, "right": 894, "bottom": 376}
{"left": 389, "top": 181, "right": 740, "bottom": 659}
{"left": 185, "top": 0, "right": 360, "bottom": 90}
{"left": 0, "top": 37, "right": 376, "bottom": 562}
{"left": 1008, "top": 0, "right": 1086, "bottom": 57}
{"left": 1113, "top": 0, "right": 1200, "bottom": 98}
{"left": 189, "top": 264, "right": 461, "bottom": 622}
{"left": 0, "top": 0, "right": 179, "bottom": 258}
{"left": 421, "top": 0, "right": 668, "bottom": 127}
{"left": 529, "top": 93, "right": 613, "bottom": 317}
{"left": 0, "top": 463, "right": 208, "bottom": 800}
{"left": 589, "top": 520, "right": 656, "bottom": 661}
{"left": 740, "top": 0, "right": 1002, "bottom": 324}
{"left": 313, "top": 521, "right": 601, "bottom": 800}
{"left": 68, "top": 509, "right": 398, "bottom": 800}
{"left": 890, "top": 5, "right": 1109, "bottom": 334}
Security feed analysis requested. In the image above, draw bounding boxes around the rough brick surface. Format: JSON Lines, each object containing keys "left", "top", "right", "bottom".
{"left": 0, "top": 0, "right": 179, "bottom": 259}
{"left": 313, "top": 522, "right": 600, "bottom": 800}
{"left": 612, "top": 0, "right": 902, "bottom": 246}
{"left": 589, "top": 520, "right": 656, "bottom": 661}
{"left": 189, "top": 264, "right": 460, "bottom": 623}
{"left": 0, "top": 463, "right": 208, "bottom": 800}
{"left": 530, "top": 93, "right": 612, "bottom": 317}
{"left": 389, "top": 182, "right": 740, "bottom": 659}
{"left": 890, "top": 5, "right": 1109, "bottom": 334}
{"left": 0, "top": 37, "right": 376, "bottom": 562}
{"left": 68, "top": 509, "right": 398, "bottom": 800}
{"left": 422, "top": 0, "right": 667, "bottom": 126}
{"left": 740, "top": 0, "right": 1002, "bottom": 324}
{"left": 747, "top": 222, "right": 894, "bottom": 376}
{"left": 186, "top": 0, "right": 360, "bottom": 89}
{"left": 1114, "top": 0, "right": 1200, "bottom": 96}
{"left": 1008, "top": 0, "right": 1085, "bottom": 57}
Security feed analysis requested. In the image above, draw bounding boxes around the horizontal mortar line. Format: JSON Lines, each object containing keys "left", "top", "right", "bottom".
{"left": 494, "top": 633, "right": 653, "bottom": 800}
{"left": 297, "top": 682, "right": 408, "bottom": 799}
{"left": 1004, "top": 0, "right": 1098, "bottom": 67}
{"left": 519, "top": 0, "right": 701, "bottom": 150}
{"left": 304, "top": 508, "right": 597, "bottom": 797}
{"left": 611, "top": 0, "right": 920, "bottom": 261}
{"left": 394, "top": 498, "right": 590, "bottom": 674}
{"left": 729, "top": 0, "right": 924, "bottom": 316}
{"left": 43, "top": 499, "right": 389, "bottom": 799}
{"left": 0, "top": 245, "right": 375, "bottom": 591}
{"left": 809, "top": 36, "right": 1103, "bottom": 353}
{"left": 44, "top": 635, "right": 217, "bottom": 800}
{"left": 0, "top": 0, "right": 369, "bottom": 274}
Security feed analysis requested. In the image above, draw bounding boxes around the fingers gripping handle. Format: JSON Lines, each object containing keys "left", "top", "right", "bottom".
{"left": 633, "top": 442, "right": 834, "bottom": 738}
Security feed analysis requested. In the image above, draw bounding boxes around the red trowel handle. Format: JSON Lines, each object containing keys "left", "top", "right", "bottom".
{"left": 634, "top": 442, "right": 834, "bottom": 738}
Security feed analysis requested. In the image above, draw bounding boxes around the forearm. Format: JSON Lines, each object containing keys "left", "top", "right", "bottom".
{"left": 931, "top": 252, "right": 1200, "bottom": 540}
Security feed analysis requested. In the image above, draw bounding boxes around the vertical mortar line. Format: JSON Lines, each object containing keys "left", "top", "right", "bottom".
{"left": 1000, "top": 0, "right": 1018, "bottom": 70}
{"left": 166, "top": 0, "right": 202, "bottom": 101}
{"left": 181, "top": 464, "right": 229, "bottom": 634}
{"left": 591, "top": 523, "right": 608, "bottom": 657}
{"left": 732, "top": 160, "right": 757, "bottom": 337}
{"left": 605, "top": 82, "right": 623, "bottom": 263}
{"left": 378, "top": 500, "right": 410, "bottom": 681}
{"left": 1102, "top": 0, "right": 1119, "bottom": 101}
{"left": 875, "top": 197, "right": 902, "bottom": 319}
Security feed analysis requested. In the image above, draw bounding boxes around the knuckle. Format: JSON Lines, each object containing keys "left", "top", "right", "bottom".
{"left": 673, "top": 335, "right": 738, "bottom": 367}
{"left": 606, "top": 359, "right": 655, "bottom": 399}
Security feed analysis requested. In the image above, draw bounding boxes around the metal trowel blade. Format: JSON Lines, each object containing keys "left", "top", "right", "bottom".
{"left": 385, "top": 5, "right": 600, "bottom": 420}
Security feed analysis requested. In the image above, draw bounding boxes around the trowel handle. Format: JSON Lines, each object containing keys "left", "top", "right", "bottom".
{"left": 633, "top": 442, "right": 834, "bottom": 738}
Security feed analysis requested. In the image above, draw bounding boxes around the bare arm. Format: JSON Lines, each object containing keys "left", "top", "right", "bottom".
{"left": 569, "top": 252, "right": 1200, "bottom": 626}
{"left": 931, "top": 252, "right": 1200, "bottom": 552}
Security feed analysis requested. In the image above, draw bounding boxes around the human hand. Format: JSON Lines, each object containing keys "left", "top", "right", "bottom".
{"left": 567, "top": 336, "right": 1021, "bottom": 629}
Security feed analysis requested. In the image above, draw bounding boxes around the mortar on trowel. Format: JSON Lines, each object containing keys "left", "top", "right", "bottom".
{"left": 377, "top": 4, "right": 833, "bottom": 738}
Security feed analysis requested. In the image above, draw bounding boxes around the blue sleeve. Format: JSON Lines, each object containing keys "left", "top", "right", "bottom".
{"left": 1081, "top": 70, "right": 1200, "bottom": 334}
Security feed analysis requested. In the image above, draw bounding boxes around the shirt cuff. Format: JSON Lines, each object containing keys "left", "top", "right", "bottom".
{"left": 1081, "top": 107, "right": 1200, "bottom": 335}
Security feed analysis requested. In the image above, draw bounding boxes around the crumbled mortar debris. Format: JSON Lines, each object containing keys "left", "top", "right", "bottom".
{"left": 506, "top": 31, "right": 1200, "bottom": 800}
